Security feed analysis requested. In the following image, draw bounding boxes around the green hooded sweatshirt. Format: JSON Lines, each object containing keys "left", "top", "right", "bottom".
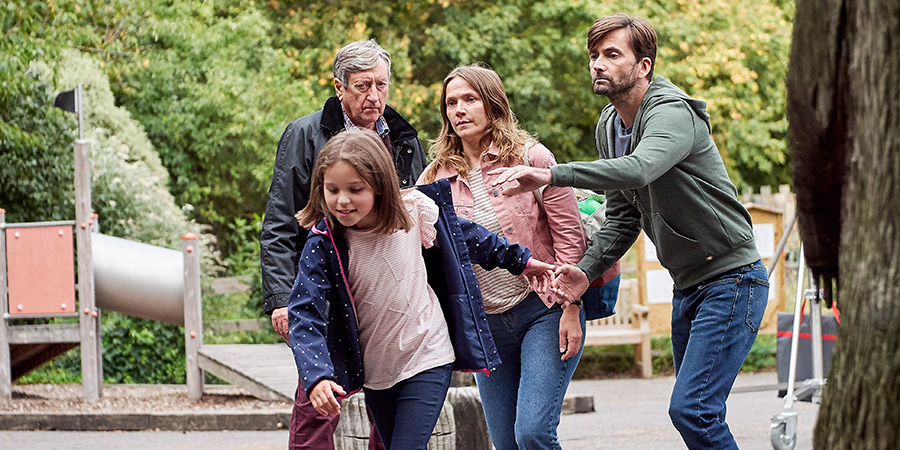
{"left": 551, "top": 76, "right": 760, "bottom": 290}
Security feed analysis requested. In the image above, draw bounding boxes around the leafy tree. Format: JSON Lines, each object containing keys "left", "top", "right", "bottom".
{"left": 0, "top": 71, "right": 75, "bottom": 223}
{"left": 1, "top": 1, "right": 81, "bottom": 222}
{"left": 264, "top": 0, "right": 794, "bottom": 189}
{"left": 44, "top": 49, "right": 214, "bottom": 252}
{"left": 99, "top": 1, "right": 318, "bottom": 261}
{"left": 2, "top": 3, "right": 217, "bottom": 384}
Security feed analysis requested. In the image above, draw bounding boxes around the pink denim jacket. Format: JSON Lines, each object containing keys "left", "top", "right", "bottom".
{"left": 419, "top": 142, "right": 588, "bottom": 307}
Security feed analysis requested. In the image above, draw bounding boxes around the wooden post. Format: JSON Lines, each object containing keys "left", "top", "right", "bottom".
{"left": 0, "top": 208, "right": 10, "bottom": 401}
{"left": 74, "top": 139, "right": 102, "bottom": 403}
{"left": 182, "top": 233, "right": 203, "bottom": 400}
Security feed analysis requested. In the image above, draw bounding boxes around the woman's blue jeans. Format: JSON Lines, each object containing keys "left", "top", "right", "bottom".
{"left": 363, "top": 362, "right": 453, "bottom": 450}
{"left": 475, "top": 292, "right": 585, "bottom": 450}
{"left": 669, "top": 260, "right": 769, "bottom": 449}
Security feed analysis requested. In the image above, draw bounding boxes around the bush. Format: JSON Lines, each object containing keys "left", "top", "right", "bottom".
{"left": 101, "top": 312, "right": 186, "bottom": 384}
{"left": 0, "top": 71, "right": 76, "bottom": 223}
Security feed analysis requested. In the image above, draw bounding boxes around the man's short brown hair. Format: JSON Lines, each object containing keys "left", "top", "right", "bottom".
{"left": 587, "top": 13, "right": 657, "bottom": 81}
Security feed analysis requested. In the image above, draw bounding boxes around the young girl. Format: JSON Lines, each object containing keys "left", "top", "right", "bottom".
{"left": 288, "top": 129, "right": 553, "bottom": 450}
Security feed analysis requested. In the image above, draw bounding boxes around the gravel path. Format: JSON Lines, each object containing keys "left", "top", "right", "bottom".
{"left": 2, "top": 384, "right": 292, "bottom": 412}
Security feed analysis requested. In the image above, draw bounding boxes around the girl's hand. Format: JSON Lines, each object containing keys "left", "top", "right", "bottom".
{"left": 559, "top": 305, "right": 583, "bottom": 361}
{"left": 309, "top": 380, "right": 346, "bottom": 416}
{"left": 523, "top": 258, "right": 555, "bottom": 297}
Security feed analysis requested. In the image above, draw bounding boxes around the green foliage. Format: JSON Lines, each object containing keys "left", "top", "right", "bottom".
{"left": 742, "top": 333, "right": 777, "bottom": 372}
{"left": 0, "top": 72, "right": 75, "bottom": 222}
{"left": 6, "top": 0, "right": 794, "bottom": 259}
{"left": 203, "top": 289, "right": 281, "bottom": 345}
{"left": 15, "top": 313, "right": 188, "bottom": 385}
{"left": 263, "top": 0, "right": 793, "bottom": 192}
{"left": 653, "top": 0, "right": 794, "bottom": 188}
{"left": 1, "top": 1, "right": 73, "bottom": 99}
{"left": 16, "top": 346, "right": 81, "bottom": 384}
{"left": 101, "top": 312, "right": 186, "bottom": 384}
{"left": 573, "top": 344, "right": 641, "bottom": 379}
{"left": 222, "top": 214, "right": 263, "bottom": 275}
{"left": 40, "top": 50, "right": 219, "bottom": 259}
{"left": 651, "top": 335, "right": 676, "bottom": 375}
{"left": 6, "top": 0, "right": 794, "bottom": 384}
{"left": 99, "top": 1, "right": 319, "bottom": 258}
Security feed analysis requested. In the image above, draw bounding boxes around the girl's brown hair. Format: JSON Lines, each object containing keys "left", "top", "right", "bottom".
{"left": 296, "top": 129, "right": 412, "bottom": 234}
{"left": 423, "top": 64, "right": 534, "bottom": 182}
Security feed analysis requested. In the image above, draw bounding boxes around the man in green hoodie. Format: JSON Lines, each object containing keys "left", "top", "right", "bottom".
{"left": 491, "top": 13, "right": 768, "bottom": 449}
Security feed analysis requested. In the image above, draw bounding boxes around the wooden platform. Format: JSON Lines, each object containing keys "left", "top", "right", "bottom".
{"left": 198, "top": 344, "right": 297, "bottom": 401}
{"left": 8, "top": 323, "right": 80, "bottom": 381}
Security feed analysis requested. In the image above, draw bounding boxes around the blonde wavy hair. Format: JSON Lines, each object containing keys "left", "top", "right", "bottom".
{"left": 423, "top": 64, "right": 534, "bottom": 182}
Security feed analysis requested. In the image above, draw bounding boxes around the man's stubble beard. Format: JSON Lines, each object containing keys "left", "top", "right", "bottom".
{"left": 593, "top": 62, "right": 640, "bottom": 103}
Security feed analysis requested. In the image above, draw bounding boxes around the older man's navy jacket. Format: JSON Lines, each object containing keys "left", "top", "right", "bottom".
{"left": 288, "top": 179, "right": 532, "bottom": 396}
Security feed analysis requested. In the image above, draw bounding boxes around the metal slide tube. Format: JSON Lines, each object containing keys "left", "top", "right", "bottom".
{"left": 92, "top": 233, "right": 184, "bottom": 326}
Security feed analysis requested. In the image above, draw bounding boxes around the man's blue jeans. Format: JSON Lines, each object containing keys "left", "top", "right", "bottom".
{"left": 474, "top": 292, "right": 585, "bottom": 450}
{"left": 669, "top": 260, "right": 769, "bottom": 449}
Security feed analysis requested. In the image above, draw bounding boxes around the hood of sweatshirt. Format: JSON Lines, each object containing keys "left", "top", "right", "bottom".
{"left": 600, "top": 76, "right": 712, "bottom": 134}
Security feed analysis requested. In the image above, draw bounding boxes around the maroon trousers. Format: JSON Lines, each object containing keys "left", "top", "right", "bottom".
{"left": 289, "top": 382, "right": 385, "bottom": 450}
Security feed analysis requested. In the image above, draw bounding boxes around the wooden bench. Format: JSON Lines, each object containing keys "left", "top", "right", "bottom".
{"left": 583, "top": 278, "right": 653, "bottom": 378}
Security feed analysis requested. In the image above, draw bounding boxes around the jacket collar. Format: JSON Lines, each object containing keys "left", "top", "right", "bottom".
{"left": 321, "top": 96, "right": 418, "bottom": 143}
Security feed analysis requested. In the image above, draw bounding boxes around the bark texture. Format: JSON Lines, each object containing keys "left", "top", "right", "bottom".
{"left": 790, "top": 0, "right": 900, "bottom": 448}
{"left": 787, "top": 0, "right": 848, "bottom": 287}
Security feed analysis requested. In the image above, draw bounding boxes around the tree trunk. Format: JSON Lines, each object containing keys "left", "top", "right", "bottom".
{"left": 789, "top": 0, "right": 900, "bottom": 448}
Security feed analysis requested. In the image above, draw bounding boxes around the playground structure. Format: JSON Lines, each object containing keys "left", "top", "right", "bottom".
{"left": 0, "top": 87, "right": 350, "bottom": 405}
{"left": 0, "top": 124, "right": 299, "bottom": 404}
{"left": 0, "top": 133, "right": 208, "bottom": 402}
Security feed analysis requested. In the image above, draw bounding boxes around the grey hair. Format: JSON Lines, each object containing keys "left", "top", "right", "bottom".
{"left": 332, "top": 39, "right": 392, "bottom": 86}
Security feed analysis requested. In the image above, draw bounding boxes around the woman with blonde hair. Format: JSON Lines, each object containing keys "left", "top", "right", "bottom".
{"left": 419, "top": 64, "right": 586, "bottom": 449}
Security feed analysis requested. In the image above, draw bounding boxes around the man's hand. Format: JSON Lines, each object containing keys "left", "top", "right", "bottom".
{"left": 309, "top": 379, "right": 346, "bottom": 416}
{"left": 551, "top": 264, "right": 591, "bottom": 308}
{"left": 271, "top": 307, "right": 289, "bottom": 342}
{"left": 487, "top": 165, "right": 552, "bottom": 196}
{"left": 559, "top": 305, "right": 583, "bottom": 361}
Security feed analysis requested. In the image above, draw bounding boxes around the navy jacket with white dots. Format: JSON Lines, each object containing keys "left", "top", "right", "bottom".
{"left": 288, "top": 179, "right": 533, "bottom": 397}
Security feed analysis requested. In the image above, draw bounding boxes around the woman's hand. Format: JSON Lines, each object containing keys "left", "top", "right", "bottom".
{"left": 559, "top": 305, "right": 583, "bottom": 361}
{"left": 523, "top": 258, "right": 555, "bottom": 297}
{"left": 309, "top": 379, "right": 346, "bottom": 416}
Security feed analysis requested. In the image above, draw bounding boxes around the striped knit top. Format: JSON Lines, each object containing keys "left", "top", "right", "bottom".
{"left": 344, "top": 190, "right": 455, "bottom": 389}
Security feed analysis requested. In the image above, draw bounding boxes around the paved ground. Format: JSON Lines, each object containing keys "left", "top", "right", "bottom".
{"left": 2, "top": 371, "right": 818, "bottom": 449}
{"left": 558, "top": 371, "right": 818, "bottom": 449}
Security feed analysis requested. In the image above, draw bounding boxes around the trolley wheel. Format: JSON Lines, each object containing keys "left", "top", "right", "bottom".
{"left": 770, "top": 420, "right": 796, "bottom": 450}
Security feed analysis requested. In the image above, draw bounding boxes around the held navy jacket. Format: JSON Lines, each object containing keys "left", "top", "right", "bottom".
{"left": 261, "top": 96, "right": 427, "bottom": 315}
{"left": 288, "top": 179, "right": 530, "bottom": 396}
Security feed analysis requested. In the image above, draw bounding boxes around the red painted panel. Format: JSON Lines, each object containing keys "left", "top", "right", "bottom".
{"left": 6, "top": 226, "right": 76, "bottom": 315}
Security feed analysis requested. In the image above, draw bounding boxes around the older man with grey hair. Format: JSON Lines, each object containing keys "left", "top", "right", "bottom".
{"left": 260, "top": 39, "right": 426, "bottom": 450}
